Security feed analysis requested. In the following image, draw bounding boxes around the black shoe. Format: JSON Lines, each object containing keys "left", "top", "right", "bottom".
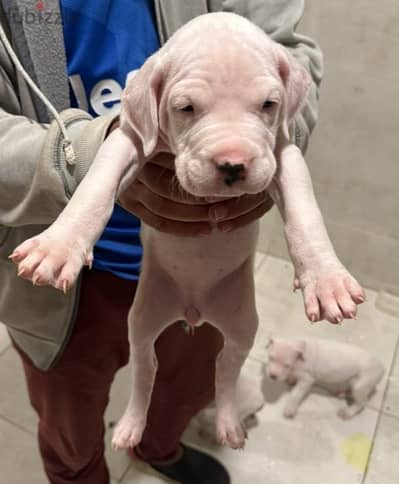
{"left": 150, "top": 443, "right": 230, "bottom": 484}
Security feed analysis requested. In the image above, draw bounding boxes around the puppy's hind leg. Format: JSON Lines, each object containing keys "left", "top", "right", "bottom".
{"left": 209, "top": 263, "right": 259, "bottom": 449}
{"left": 112, "top": 268, "right": 181, "bottom": 450}
{"left": 214, "top": 339, "right": 255, "bottom": 449}
{"left": 337, "top": 373, "right": 378, "bottom": 420}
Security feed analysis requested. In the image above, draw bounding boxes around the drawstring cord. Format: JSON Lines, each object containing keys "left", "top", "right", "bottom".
{"left": 0, "top": 22, "right": 76, "bottom": 165}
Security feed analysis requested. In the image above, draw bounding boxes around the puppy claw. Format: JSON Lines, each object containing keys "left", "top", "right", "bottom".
{"left": 84, "top": 252, "right": 94, "bottom": 270}
{"left": 18, "top": 267, "right": 26, "bottom": 277}
{"left": 62, "top": 281, "right": 68, "bottom": 294}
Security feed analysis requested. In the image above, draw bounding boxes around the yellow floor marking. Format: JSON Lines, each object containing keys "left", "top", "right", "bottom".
{"left": 341, "top": 433, "right": 372, "bottom": 473}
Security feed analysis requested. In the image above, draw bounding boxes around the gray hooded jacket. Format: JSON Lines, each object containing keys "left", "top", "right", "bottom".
{"left": 0, "top": 0, "right": 323, "bottom": 370}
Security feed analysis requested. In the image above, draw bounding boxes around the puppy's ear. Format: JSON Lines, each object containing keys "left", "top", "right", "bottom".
{"left": 120, "top": 53, "right": 165, "bottom": 158}
{"left": 295, "top": 340, "right": 306, "bottom": 361}
{"left": 274, "top": 43, "right": 312, "bottom": 139}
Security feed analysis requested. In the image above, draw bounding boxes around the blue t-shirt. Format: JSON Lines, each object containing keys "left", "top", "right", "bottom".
{"left": 60, "top": 0, "right": 160, "bottom": 280}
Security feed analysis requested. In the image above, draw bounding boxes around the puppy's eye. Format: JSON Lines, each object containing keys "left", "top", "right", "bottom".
{"left": 262, "top": 100, "right": 276, "bottom": 110}
{"left": 180, "top": 104, "right": 194, "bottom": 113}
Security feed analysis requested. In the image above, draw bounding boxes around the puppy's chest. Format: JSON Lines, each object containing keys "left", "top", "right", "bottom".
{"left": 141, "top": 222, "right": 259, "bottom": 288}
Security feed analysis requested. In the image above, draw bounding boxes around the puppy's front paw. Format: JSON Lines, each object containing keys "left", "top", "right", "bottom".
{"left": 10, "top": 228, "right": 93, "bottom": 292}
{"left": 298, "top": 265, "right": 365, "bottom": 324}
{"left": 283, "top": 403, "right": 298, "bottom": 419}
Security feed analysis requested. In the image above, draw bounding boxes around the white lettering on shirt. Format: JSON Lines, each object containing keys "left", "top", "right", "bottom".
{"left": 68, "top": 69, "right": 139, "bottom": 116}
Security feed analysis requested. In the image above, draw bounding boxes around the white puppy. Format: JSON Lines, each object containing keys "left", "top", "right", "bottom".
{"left": 265, "top": 337, "right": 384, "bottom": 420}
{"left": 11, "top": 13, "right": 365, "bottom": 449}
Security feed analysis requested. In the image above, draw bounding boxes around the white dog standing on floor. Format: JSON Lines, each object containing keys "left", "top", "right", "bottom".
{"left": 10, "top": 13, "right": 365, "bottom": 449}
{"left": 266, "top": 337, "right": 384, "bottom": 420}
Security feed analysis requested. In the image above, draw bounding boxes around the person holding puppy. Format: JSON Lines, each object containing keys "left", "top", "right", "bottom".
{"left": 0, "top": 1, "right": 322, "bottom": 483}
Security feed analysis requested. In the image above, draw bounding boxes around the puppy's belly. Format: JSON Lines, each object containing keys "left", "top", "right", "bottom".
{"left": 141, "top": 221, "right": 258, "bottom": 285}
{"left": 140, "top": 221, "right": 259, "bottom": 321}
{"left": 316, "top": 379, "right": 353, "bottom": 396}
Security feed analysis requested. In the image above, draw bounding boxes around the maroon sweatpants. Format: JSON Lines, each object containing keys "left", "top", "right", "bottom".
{"left": 14, "top": 267, "right": 223, "bottom": 484}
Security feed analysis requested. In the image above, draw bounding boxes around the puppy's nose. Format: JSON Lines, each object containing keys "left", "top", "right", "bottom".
{"left": 269, "top": 373, "right": 277, "bottom": 380}
{"left": 217, "top": 162, "right": 246, "bottom": 186}
{"left": 212, "top": 152, "right": 252, "bottom": 186}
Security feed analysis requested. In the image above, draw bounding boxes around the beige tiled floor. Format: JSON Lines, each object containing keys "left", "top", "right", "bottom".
{"left": 1, "top": 254, "right": 398, "bottom": 483}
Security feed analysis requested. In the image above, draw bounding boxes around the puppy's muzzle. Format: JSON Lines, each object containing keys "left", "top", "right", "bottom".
{"left": 217, "top": 162, "right": 246, "bottom": 186}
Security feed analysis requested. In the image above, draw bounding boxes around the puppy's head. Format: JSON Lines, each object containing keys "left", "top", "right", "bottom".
{"left": 120, "top": 13, "right": 311, "bottom": 198}
{"left": 265, "top": 337, "right": 306, "bottom": 382}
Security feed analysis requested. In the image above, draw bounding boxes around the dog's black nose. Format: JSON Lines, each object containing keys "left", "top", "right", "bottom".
{"left": 217, "top": 162, "right": 246, "bottom": 186}
{"left": 269, "top": 374, "right": 277, "bottom": 380}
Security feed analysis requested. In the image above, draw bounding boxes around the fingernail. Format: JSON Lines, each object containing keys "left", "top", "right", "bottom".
{"left": 210, "top": 206, "right": 228, "bottom": 222}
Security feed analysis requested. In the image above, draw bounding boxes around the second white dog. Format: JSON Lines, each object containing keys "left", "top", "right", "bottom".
{"left": 265, "top": 337, "right": 384, "bottom": 420}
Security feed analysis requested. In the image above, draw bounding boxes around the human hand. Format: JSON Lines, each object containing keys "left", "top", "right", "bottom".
{"left": 118, "top": 153, "right": 274, "bottom": 237}
{"left": 106, "top": 116, "right": 120, "bottom": 136}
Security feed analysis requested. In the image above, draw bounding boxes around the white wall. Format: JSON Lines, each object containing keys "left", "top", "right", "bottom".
{"left": 259, "top": 0, "right": 399, "bottom": 292}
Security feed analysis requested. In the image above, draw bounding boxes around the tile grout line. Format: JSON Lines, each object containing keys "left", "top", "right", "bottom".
{"left": 361, "top": 333, "right": 399, "bottom": 484}
{"left": 255, "top": 251, "right": 268, "bottom": 273}
{"left": 379, "top": 408, "right": 399, "bottom": 421}
{"left": 118, "top": 461, "right": 133, "bottom": 483}
{"left": 0, "top": 413, "right": 36, "bottom": 438}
